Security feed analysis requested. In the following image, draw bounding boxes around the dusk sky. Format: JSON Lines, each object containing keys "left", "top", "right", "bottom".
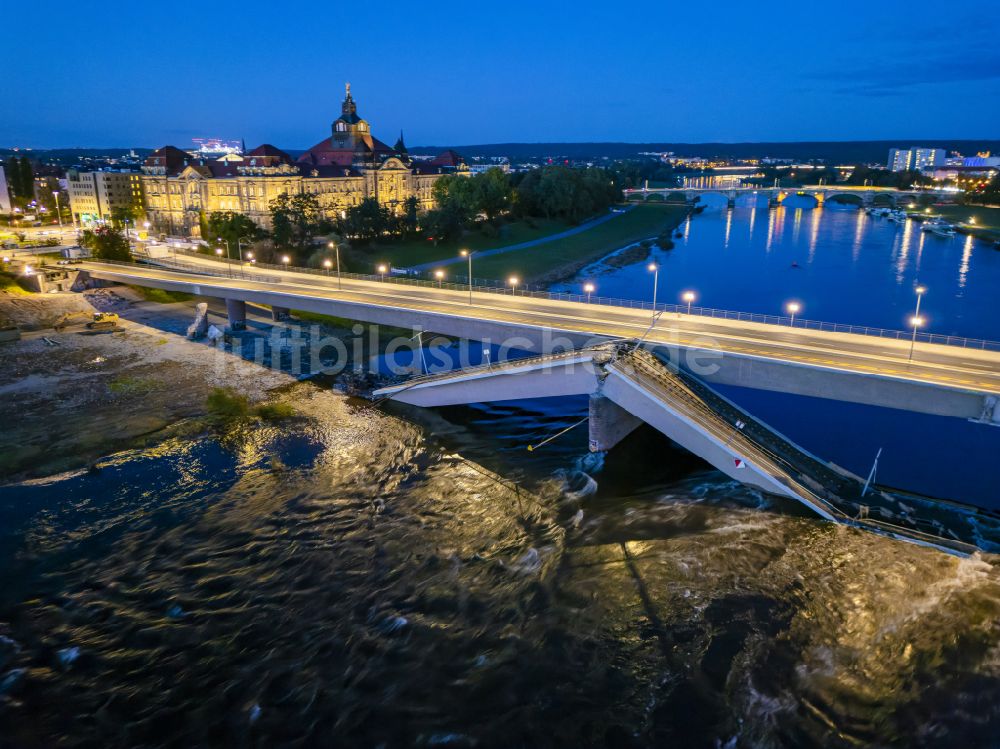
{"left": 5, "top": 0, "right": 999, "bottom": 149}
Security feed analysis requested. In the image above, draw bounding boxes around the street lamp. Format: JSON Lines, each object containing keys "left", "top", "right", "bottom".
{"left": 647, "top": 263, "right": 659, "bottom": 315}
{"left": 682, "top": 290, "right": 696, "bottom": 315}
{"left": 434, "top": 269, "right": 445, "bottom": 288}
{"left": 786, "top": 301, "right": 801, "bottom": 326}
{"left": 281, "top": 255, "right": 290, "bottom": 267}
{"left": 583, "top": 282, "right": 595, "bottom": 303}
{"left": 52, "top": 191, "right": 62, "bottom": 228}
{"left": 508, "top": 275, "right": 519, "bottom": 295}
{"left": 460, "top": 249, "right": 473, "bottom": 304}
{"left": 909, "top": 315, "right": 925, "bottom": 361}
{"left": 323, "top": 258, "right": 332, "bottom": 275}
{"left": 328, "top": 241, "right": 342, "bottom": 289}
{"left": 377, "top": 263, "right": 388, "bottom": 281}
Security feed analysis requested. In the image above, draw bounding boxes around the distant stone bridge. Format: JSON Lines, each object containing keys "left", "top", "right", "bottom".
{"left": 623, "top": 185, "right": 923, "bottom": 207}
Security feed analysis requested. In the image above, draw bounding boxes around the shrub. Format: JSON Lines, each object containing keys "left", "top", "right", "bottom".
{"left": 205, "top": 387, "right": 250, "bottom": 423}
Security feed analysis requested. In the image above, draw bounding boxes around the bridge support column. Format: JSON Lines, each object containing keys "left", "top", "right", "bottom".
{"left": 588, "top": 394, "right": 643, "bottom": 452}
{"left": 225, "top": 298, "right": 246, "bottom": 331}
{"left": 271, "top": 306, "right": 291, "bottom": 322}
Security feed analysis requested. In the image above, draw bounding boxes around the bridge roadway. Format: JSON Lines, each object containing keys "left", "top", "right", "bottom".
{"left": 73, "top": 257, "right": 1000, "bottom": 420}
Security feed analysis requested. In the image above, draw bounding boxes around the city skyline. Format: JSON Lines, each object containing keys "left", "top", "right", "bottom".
{"left": 5, "top": 0, "right": 999, "bottom": 148}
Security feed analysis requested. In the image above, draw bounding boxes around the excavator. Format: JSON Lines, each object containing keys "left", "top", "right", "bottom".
{"left": 53, "top": 311, "right": 119, "bottom": 332}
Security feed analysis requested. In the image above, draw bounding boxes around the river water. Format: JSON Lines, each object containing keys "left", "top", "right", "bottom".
{"left": 3, "top": 203, "right": 1000, "bottom": 747}
{"left": 555, "top": 198, "right": 1000, "bottom": 508}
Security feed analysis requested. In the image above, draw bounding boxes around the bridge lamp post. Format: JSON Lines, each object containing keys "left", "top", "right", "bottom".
{"left": 682, "top": 290, "right": 696, "bottom": 316}
{"left": 434, "top": 269, "right": 445, "bottom": 288}
{"left": 460, "top": 249, "right": 473, "bottom": 305}
{"left": 584, "top": 282, "right": 595, "bottom": 303}
{"left": 328, "top": 241, "right": 342, "bottom": 289}
{"left": 377, "top": 263, "right": 388, "bottom": 282}
{"left": 908, "top": 315, "right": 925, "bottom": 361}
{"left": 786, "top": 301, "right": 801, "bottom": 326}
{"left": 508, "top": 276, "right": 519, "bottom": 295}
{"left": 281, "top": 255, "right": 290, "bottom": 268}
{"left": 323, "top": 258, "right": 332, "bottom": 276}
{"left": 647, "top": 263, "right": 659, "bottom": 316}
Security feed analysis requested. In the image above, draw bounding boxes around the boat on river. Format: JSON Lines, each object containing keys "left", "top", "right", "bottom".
{"left": 922, "top": 218, "right": 957, "bottom": 237}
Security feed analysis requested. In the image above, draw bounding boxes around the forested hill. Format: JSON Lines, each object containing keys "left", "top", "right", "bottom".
{"left": 409, "top": 140, "right": 1000, "bottom": 163}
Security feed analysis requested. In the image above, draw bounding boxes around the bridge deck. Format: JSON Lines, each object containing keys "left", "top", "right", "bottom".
{"left": 73, "top": 258, "right": 1000, "bottom": 414}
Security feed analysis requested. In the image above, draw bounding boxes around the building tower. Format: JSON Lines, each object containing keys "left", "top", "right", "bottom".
{"left": 332, "top": 82, "right": 370, "bottom": 148}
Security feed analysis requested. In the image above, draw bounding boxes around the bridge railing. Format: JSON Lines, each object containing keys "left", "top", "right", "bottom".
{"left": 110, "top": 250, "right": 1000, "bottom": 354}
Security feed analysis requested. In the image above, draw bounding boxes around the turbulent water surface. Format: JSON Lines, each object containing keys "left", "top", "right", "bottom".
{"left": 2, "top": 382, "right": 1000, "bottom": 747}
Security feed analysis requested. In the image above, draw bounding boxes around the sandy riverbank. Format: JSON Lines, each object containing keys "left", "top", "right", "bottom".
{"left": 0, "top": 288, "right": 294, "bottom": 481}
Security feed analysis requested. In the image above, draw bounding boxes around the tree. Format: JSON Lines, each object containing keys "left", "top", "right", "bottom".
{"left": 81, "top": 226, "right": 131, "bottom": 261}
{"left": 341, "top": 197, "right": 393, "bottom": 242}
{"left": 474, "top": 168, "right": 514, "bottom": 222}
{"left": 401, "top": 195, "right": 419, "bottom": 235}
{"left": 17, "top": 157, "right": 33, "bottom": 202}
{"left": 4, "top": 158, "right": 22, "bottom": 201}
{"left": 205, "top": 211, "right": 260, "bottom": 257}
{"left": 269, "top": 193, "right": 322, "bottom": 253}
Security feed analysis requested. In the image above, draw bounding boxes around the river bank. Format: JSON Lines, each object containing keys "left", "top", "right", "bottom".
{"left": 0, "top": 288, "right": 295, "bottom": 481}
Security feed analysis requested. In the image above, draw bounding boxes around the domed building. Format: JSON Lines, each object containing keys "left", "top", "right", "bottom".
{"left": 141, "top": 84, "right": 465, "bottom": 236}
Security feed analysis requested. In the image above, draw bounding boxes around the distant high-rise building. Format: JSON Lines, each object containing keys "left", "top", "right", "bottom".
{"left": 0, "top": 166, "right": 11, "bottom": 213}
{"left": 887, "top": 147, "right": 946, "bottom": 172}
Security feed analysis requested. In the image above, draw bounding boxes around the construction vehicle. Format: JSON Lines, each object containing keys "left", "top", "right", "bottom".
{"left": 53, "top": 311, "right": 119, "bottom": 332}
{"left": 87, "top": 312, "right": 119, "bottom": 331}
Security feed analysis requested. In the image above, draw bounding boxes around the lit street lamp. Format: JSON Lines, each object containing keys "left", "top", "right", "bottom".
{"left": 786, "top": 301, "right": 801, "bottom": 326}
{"left": 328, "top": 241, "right": 342, "bottom": 289}
{"left": 281, "top": 255, "right": 290, "bottom": 267}
{"left": 647, "top": 263, "right": 659, "bottom": 317}
{"left": 460, "top": 249, "right": 473, "bottom": 304}
{"left": 508, "top": 276, "right": 519, "bottom": 295}
{"left": 323, "top": 258, "right": 332, "bottom": 275}
{"left": 909, "top": 315, "right": 925, "bottom": 361}
{"left": 583, "top": 282, "right": 595, "bottom": 303}
{"left": 434, "top": 269, "right": 445, "bottom": 288}
{"left": 377, "top": 263, "right": 388, "bottom": 282}
{"left": 52, "top": 191, "right": 62, "bottom": 228}
{"left": 682, "top": 290, "right": 696, "bottom": 315}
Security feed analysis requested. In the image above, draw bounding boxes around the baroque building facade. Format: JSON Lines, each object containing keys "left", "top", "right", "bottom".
{"left": 141, "top": 85, "right": 464, "bottom": 236}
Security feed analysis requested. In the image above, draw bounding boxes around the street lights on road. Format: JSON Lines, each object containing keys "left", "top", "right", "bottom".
{"left": 786, "top": 301, "right": 801, "bottom": 326}
{"left": 909, "top": 285, "right": 927, "bottom": 361}
{"left": 647, "top": 263, "right": 659, "bottom": 317}
{"left": 377, "top": 263, "right": 388, "bottom": 282}
{"left": 682, "top": 290, "right": 696, "bottom": 315}
{"left": 52, "top": 191, "right": 62, "bottom": 228}
{"left": 328, "top": 241, "right": 342, "bottom": 289}
{"left": 323, "top": 258, "right": 332, "bottom": 275}
{"left": 583, "top": 282, "right": 595, "bottom": 303}
{"left": 434, "top": 269, "right": 445, "bottom": 288}
{"left": 460, "top": 249, "right": 473, "bottom": 304}
{"left": 508, "top": 276, "right": 519, "bottom": 295}
{"left": 909, "top": 315, "right": 925, "bottom": 361}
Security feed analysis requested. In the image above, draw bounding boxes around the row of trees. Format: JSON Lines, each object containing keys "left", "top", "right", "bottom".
{"left": 422, "top": 166, "right": 618, "bottom": 243}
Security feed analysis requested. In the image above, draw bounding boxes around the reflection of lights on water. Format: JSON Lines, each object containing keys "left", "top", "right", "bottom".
{"left": 958, "top": 234, "right": 974, "bottom": 289}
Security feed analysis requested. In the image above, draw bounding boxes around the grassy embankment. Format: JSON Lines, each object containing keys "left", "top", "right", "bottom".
{"left": 934, "top": 205, "right": 1000, "bottom": 242}
{"left": 471, "top": 203, "right": 688, "bottom": 283}
{"left": 371, "top": 218, "right": 572, "bottom": 269}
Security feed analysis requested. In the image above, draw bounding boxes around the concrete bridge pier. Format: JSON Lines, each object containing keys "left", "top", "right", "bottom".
{"left": 225, "top": 299, "right": 247, "bottom": 331}
{"left": 271, "top": 305, "right": 291, "bottom": 322}
{"left": 588, "top": 393, "right": 643, "bottom": 452}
